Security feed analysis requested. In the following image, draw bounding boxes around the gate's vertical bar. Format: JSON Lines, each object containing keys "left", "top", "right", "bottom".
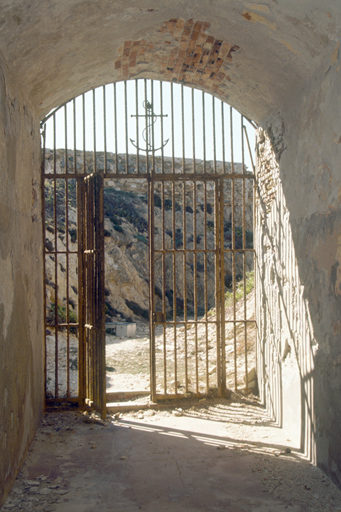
{"left": 64, "top": 105, "right": 71, "bottom": 397}
{"left": 113, "top": 83, "right": 118, "bottom": 173}
{"left": 77, "top": 174, "right": 85, "bottom": 407}
{"left": 230, "top": 107, "right": 237, "bottom": 391}
{"left": 193, "top": 181, "right": 199, "bottom": 395}
{"left": 103, "top": 86, "right": 107, "bottom": 172}
{"left": 241, "top": 115, "right": 248, "bottom": 391}
{"left": 93, "top": 89, "right": 97, "bottom": 175}
{"left": 160, "top": 81, "right": 165, "bottom": 174}
{"left": 204, "top": 180, "right": 209, "bottom": 392}
{"left": 82, "top": 94, "right": 86, "bottom": 174}
{"left": 53, "top": 113, "right": 59, "bottom": 398}
{"left": 221, "top": 101, "right": 226, "bottom": 174}
{"left": 212, "top": 96, "right": 217, "bottom": 173}
{"left": 202, "top": 92, "right": 206, "bottom": 173}
{"left": 149, "top": 173, "right": 156, "bottom": 401}
{"left": 41, "top": 123, "right": 47, "bottom": 401}
{"left": 192, "top": 88, "right": 196, "bottom": 174}
{"left": 172, "top": 180, "right": 177, "bottom": 396}
{"left": 144, "top": 80, "right": 149, "bottom": 173}
{"left": 214, "top": 178, "right": 221, "bottom": 396}
{"left": 219, "top": 178, "right": 226, "bottom": 395}
{"left": 73, "top": 98, "right": 77, "bottom": 175}
{"left": 151, "top": 80, "right": 155, "bottom": 172}
{"left": 92, "top": 91, "right": 98, "bottom": 405}
{"left": 161, "top": 180, "right": 167, "bottom": 394}
{"left": 183, "top": 180, "right": 188, "bottom": 392}
{"left": 171, "top": 82, "right": 175, "bottom": 174}
{"left": 135, "top": 80, "right": 139, "bottom": 174}
{"left": 95, "top": 172, "right": 106, "bottom": 417}
{"left": 124, "top": 81, "right": 129, "bottom": 175}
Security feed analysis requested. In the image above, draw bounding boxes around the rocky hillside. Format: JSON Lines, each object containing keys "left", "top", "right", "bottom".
{"left": 44, "top": 151, "right": 254, "bottom": 324}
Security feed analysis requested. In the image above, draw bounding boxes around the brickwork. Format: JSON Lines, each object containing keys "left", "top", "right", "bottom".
{"left": 114, "top": 18, "right": 239, "bottom": 99}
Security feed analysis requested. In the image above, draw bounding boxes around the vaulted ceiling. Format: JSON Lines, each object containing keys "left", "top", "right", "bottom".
{"left": 0, "top": 0, "right": 339, "bottom": 123}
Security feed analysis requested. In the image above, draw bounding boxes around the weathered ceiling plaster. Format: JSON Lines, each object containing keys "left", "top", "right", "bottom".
{"left": 0, "top": 0, "right": 339, "bottom": 122}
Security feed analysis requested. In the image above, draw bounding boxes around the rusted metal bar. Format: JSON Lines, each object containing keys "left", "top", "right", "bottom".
{"left": 214, "top": 179, "right": 221, "bottom": 396}
{"left": 204, "top": 180, "right": 209, "bottom": 392}
{"left": 181, "top": 84, "right": 185, "bottom": 174}
{"left": 183, "top": 181, "right": 188, "bottom": 392}
{"left": 143, "top": 79, "right": 149, "bottom": 174}
{"left": 73, "top": 99, "right": 77, "bottom": 175}
{"left": 151, "top": 80, "right": 155, "bottom": 171}
{"left": 192, "top": 88, "right": 196, "bottom": 174}
{"left": 77, "top": 178, "right": 85, "bottom": 406}
{"left": 82, "top": 94, "right": 86, "bottom": 175}
{"left": 95, "top": 172, "right": 106, "bottom": 417}
{"left": 231, "top": 114, "right": 237, "bottom": 392}
{"left": 65, "top": 178, "right": 70, "bottom": 397}
{"left": 93, "top": 89, "right": 97, "bottom": 175}
{"left": 149, "top": 174, "right": 156, "bottom": 401}
{"left": 202, "top": 92, "right": 206, "bottom": 173}
{"left": 53, "top": 113, "right": 59, "bottom": 398}
{"left": 172, "top": 181, "right": 177, "bottom": 396}
{"left": 113, "top": 83, "right": 118, "bottom": 173}
{"left": 103, "top": 86, "right": 107, "bottom": 172}
{"left": 135, "top": 80, "right": 140, "bottom": 173}
{"left": 160, "top": 81, "right": 165, "bottom": 174}
{"left": 161, "top": 180, "right": 167, "bottom": 394}
{"left": 41, "top": 126, "right": 47, "bottom": 400}
{"left": 171, "top": 82, "right": 174, "bottom": 174}
{"left": 124, "top": 81, "right": 129, "bottom": 175}
{"left": 221, "top": 101, "right": 226, "bottom": 175}
{"left": 44, "top": 172, "right": 255, "bottom": 181}
{"left": 220, "top": 178, "right": 226, "bottom": 395}
{"left": 212, "top": 96, "right": 217, "bottom": 173}
{"left": 193, "top": 181, "right": 199, "bottom": 395}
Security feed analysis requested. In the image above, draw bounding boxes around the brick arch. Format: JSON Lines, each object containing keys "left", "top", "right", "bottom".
{"left": 115, "top": 18, "right": 239, "bottom": 104}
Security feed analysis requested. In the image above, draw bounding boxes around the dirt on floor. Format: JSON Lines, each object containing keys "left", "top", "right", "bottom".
{"left": 1, "top": 397, "right": 340, "bottom": 512}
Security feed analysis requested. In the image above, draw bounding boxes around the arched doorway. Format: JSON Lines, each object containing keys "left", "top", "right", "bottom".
{"left": 41, "top": 79, "right": 256, "bottom": 415}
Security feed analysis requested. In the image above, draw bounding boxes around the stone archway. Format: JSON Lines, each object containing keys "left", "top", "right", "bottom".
{"left": 1, "top": 2, "right": 341, "bottom": 502}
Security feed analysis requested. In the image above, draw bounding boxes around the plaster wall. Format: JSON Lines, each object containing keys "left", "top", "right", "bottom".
{"left": 256, "top": 51, "right": 341, "bottom": 485}
{"left": 0, "top": 53, "right": 44, "bottom": 505}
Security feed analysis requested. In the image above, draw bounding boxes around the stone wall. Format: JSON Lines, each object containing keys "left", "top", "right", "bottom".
{"left": 0, "top": 53, "right": 44, "bottom": 505}
{"left": 256, "top": 48, "right": 341, "bottom": 486}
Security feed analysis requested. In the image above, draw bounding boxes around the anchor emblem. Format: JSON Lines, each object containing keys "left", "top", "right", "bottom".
{"left": 130, "top": 100, "right": 169, "bottom": 153}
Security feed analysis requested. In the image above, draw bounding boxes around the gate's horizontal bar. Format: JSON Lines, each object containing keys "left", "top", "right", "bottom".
{"left": 153, "top": 320, "right": 221, "bottom": 326}
{"left": 154, "top": 249, "right": 217, "bottom": 255}
{"left": 225, "top": 320, "right": 257, "bottom": 324}
{"left": 47, "top": 323, "right": 79, "bottom": 327}
{"left": 150, "top": 173, "right": 255, "bottom": 181}
{"left": 43, "top": 172, "right": 255, "bottom": 181}
{"left": 44, "top": 250, "right": 78, "bottom": 255}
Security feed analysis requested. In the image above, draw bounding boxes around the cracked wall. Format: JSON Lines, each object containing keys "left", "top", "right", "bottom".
{"left": 0, "top": 53, "right": 44, "bottom": 505}
{"left": 255, "top": 46, "right": 341, "bottom": 485}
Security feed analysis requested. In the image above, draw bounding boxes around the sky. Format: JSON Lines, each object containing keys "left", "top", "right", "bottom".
{"left": 43, "top": 79, "right": 256, "bottom": 172}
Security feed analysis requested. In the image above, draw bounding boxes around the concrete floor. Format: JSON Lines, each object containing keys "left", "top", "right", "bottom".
{"left": 1, "top": 401, "right": 340, "bottom": 512}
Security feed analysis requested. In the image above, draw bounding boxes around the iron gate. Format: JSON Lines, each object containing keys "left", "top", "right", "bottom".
{"left": 41, "top": 78, "right": 256, "bottom": 412}
{"left": 149, "top": 174, "right": 255, "bottom": 401}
